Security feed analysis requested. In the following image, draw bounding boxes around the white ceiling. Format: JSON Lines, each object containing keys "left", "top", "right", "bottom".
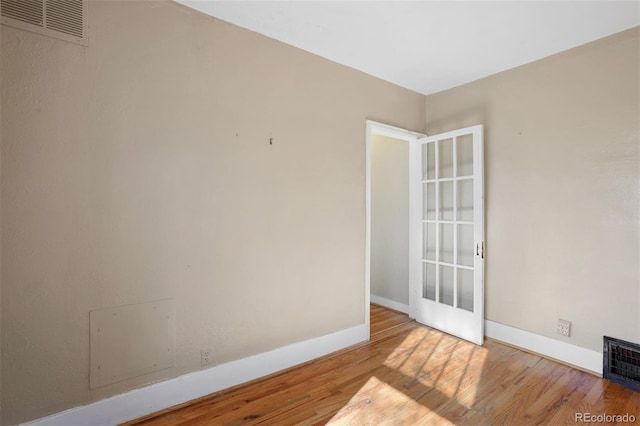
{"left": 176, "top": 1, "right": 640, "bottom": 95}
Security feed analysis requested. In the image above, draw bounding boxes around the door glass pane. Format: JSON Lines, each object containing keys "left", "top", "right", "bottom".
{"left": 422, "top": 142, "right": 435, "bottom": 180}
{"left": 423, "top": 223, "right": 436, "bottom": 261}
{"left": 457, "top": 269, "right": 474, "bottom": 312}
{"left": 457, "top": 180, "right": 473, "bottom": 222}
{"left": 440, "top": 223, "right": 454, "bottom": 264}
{"left": 457, "top": 224, "right": 474, "bottom": 267}
{"left": 438, "top": 138, "right": 453, "bottom": 178}
{"left": 439, "top": 265, "right": 454, "bottom": 306}
{"left": 439, "top": 181, "right": 453, "bottom": 221}
{"left": 423, "top": 183, "right": 436, "bottom": 220}
{"left": 423, "top": 262, "right": 436, "bottom": 301}
{"left": 457, "top": 134, "right": 473, "bottom": 177}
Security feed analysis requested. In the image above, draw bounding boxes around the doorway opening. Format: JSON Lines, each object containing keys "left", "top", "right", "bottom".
{"left": 365, "top": 121, "right": 485, "bottom": 345}
{"left": 365, "top": 121, "right": 424, "bottom": 339}
{"left": 370, "top": 134, "right": 410, "bottom": 311}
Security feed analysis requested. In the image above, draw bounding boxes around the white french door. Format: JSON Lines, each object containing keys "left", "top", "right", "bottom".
{"left": 409, "top": 125, "right": 484, "bottom": 345}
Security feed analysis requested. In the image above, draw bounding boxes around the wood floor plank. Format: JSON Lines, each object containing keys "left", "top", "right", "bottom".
{"left": 126, "top": 305, "right": 639, "bottom": 426}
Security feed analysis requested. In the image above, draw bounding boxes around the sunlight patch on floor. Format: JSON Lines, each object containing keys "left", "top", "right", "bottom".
{"left": 326, "top": 376, "right": 453, "bottom": 425}
{"left": 383, "top": 327, "right": 488, "bottom": 408}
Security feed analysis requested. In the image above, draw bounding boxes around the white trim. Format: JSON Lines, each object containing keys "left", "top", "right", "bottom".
{"left": 485, "top": 320, "right": 602, "bottom": 375}
{"left": 366, "top": 120, "right": 426, "bottom": 326}
{"left": 370, "top": 294, "right": 410, "bottom": 314}
{"left": 22, "top": 324, "right": 368, "bottom": 426}
{"left": 21, "top": 318, "right": 603, "bottom": 425}
{"left": 365, "top": 122, "right": 372, "bottom": 339}
{"left": 408, "top": 136, "right": 421, "bottom": 320}
{"left": 366, "top": 121, "right": 424, "bottom": 140}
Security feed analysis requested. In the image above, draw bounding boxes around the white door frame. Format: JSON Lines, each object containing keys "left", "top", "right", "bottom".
{"left": 365, "top": 120, "right": 426, "bottom": 340}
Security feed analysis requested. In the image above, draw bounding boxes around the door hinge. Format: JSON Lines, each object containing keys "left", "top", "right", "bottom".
{"left": 476, "top": 241, "right": 485, "bottom": 259}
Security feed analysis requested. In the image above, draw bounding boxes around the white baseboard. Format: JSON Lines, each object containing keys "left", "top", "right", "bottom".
{"left": 23, "top": 324, "right": 368, "bottom": 426}
{"left": 485, "top": 320, "right": 602, "bottom": 375}
{"left": 21, "top": 317, "right": 603, "bottom": 425}
{"left": 370, "top": 294, "right": 409, "bottom": 314}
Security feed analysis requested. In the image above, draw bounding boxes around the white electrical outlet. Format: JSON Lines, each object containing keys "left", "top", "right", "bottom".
{"left": 557, "top": 319, "right": 571, "bottom": 337}
{"left": 201, "top": 349, "right": 212, "bottom": 366}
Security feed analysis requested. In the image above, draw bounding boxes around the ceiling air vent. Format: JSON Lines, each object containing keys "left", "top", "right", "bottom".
{"left": 1, "top": 0, "right": 87, "bottom": 45}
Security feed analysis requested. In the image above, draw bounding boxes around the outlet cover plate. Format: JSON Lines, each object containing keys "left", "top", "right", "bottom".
{"left": 201, "top": 349, "right": 212, "bottom": 366}
{"left": 557, "top": 319, "right": 571, "bottom": 337}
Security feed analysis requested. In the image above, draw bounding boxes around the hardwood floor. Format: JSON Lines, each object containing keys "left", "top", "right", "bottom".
{"left": 126, "top": 304, "right": 639, "bottom": 425}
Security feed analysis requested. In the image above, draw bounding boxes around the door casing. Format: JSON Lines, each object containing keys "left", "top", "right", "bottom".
{"left": 365, "top": 120, "right": 425, "bottom": 340}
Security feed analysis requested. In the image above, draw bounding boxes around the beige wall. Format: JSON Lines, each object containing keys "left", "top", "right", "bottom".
{"left": 0, "top": 1, "right": 425, "bottom": 423}
{"left": 425, "top": 27, "right": 640, "bottom": 352}
{"left": 371, "top": 135, "right": 409, "bottom": 305}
